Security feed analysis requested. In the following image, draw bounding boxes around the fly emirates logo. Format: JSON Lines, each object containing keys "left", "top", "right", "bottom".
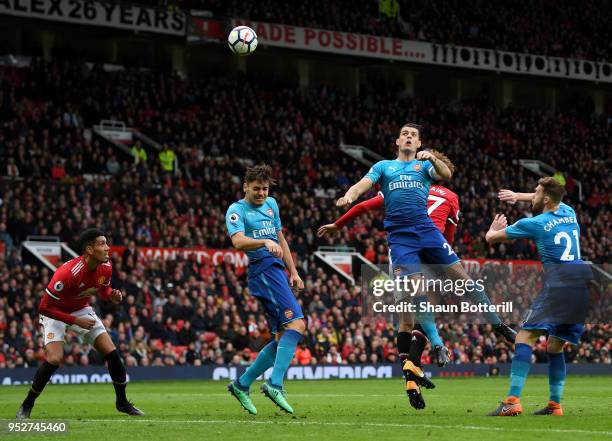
{"left": 253, "top": 220, "right": 276, "bottom": 238}
{"left": 389, "top": 175, "right": 424, "bottom": 191}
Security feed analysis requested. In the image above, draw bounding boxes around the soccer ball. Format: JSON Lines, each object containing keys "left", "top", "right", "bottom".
{"left": 227, "top": 26, "right": 258, "bottom": 56}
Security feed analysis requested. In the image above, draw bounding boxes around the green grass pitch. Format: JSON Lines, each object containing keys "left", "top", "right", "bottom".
{"left": 1, "top": 376, "right": 611, "bottom": 441}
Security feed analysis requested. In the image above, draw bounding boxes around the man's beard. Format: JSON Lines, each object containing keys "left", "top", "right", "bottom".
{"left": 532, "top": 200, "right": 544, "bottom": 215}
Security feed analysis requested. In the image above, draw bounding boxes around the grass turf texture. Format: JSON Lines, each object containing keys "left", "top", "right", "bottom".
{"left": 1, "top": 376, "right": 611, "bottom": 441}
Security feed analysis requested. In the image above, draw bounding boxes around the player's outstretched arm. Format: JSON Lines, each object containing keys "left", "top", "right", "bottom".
{"left": 498, "top": 189, "right": 535, "bottom": 205}
{"left": 336, "top": 177, "right": 373, "bottom": 207}
{"left": 485, "top": 214, "right": 509, "bottom": 244}
{"left": 319, "top": 195, "right": 384, "bottom": 237}
{"left": 277, "top": 231, "right": 304, "bottom": 290}
{"left": 230, "top": 232, "right": 282, "bottom": 258}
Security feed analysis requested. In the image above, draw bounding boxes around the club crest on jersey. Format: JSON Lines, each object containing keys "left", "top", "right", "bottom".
{"left": 229, "top": 213, "right": 240, "bottom": 223}
{"left": 267, "top": 208, "right": 274, "bottom": 217}
{"left": 98, "top": 276, "right": 106, "bottom": 285}
{"left": 284, "top": 309, "right": 294, "bottom": 320}
{"left": 54, "top": 281, "right": 64, "bottom": 292}
{"left": 47, "top": 332, "right": 55, "bottom": 340}
{"left": 394, "top": 267, "right": 402, "bottom": 276}
{"left": 413, "top": 163, "right": 421, "bottom": 172}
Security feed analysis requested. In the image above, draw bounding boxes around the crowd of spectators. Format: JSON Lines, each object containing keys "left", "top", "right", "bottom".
{"left": 1, "top": 246, "right": 610, "bottom": 369}
{"left": 0, "top": 59, "right": 610, "bottom": 368}
{"left": 138, "top": 0, "right": 612, "bottom": 62}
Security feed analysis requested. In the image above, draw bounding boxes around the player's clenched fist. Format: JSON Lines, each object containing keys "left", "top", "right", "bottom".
{"left": 110, "top": 289, "right": 123, "bottom": 304}
{"left": 265, "top": 239, "right": 283, "bottom": 258}
{"left": 416, "top": 150, "right": 435, "bottom": 161}
{"left": 336, "top": 196, "right": 353, "bottom": 207}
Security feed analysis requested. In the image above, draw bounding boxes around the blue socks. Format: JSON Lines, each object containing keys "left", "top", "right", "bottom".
{"left": 548, "top": 352, "right": 566, "bottom": 403}
{"left": 270, "top": 329, "right": 302, "bottom": 388}
{"left": 414, "top": 296, "right": 444, "bottom": 347}
{"left": 508, "top": 343, "right": 533, "bottom": 398}
{"left": 237, "top": 340, "right": 278, "bottom": 390}
{"left": 465, "top": 285, "right": 502, "bottom": 325}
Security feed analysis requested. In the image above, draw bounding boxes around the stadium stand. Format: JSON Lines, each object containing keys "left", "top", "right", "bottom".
{"left": 0, "top": 60, "right": 610, "bottom": 368}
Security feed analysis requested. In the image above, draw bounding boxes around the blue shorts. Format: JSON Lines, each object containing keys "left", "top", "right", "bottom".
{"left": 248, "top": 263, "right": 304, "bottom": 334}
{"left": 388, "top": 223, "right": 460, "bottom": 276}
{"left": 522, "top": 284, "right": 589, "bottom": 345}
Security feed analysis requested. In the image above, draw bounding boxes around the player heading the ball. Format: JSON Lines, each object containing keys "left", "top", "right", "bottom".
{"left": 225, "top": 164, "right": 305, "bottom": 415}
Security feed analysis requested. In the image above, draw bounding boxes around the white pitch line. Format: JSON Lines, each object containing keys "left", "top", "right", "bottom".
{"left": 76, "top": 419, "right": 612, "bottom": 436}
{"left": 139, "top": 393, "right": 408, "bottom": 398}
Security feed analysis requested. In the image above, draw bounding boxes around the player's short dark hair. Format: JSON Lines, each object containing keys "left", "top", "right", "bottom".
{"left": 538, "top": 177, "right": 566, "bottom": 203}
{"left": 399, "top": 123, "right": 423, "bottom": 138}
{"left": 430, "top": 149, "right": 455, "bottom": 175}
{"left": 244, "top": 164, "right": 276, "bottom": 185}
{"left": 78, "top": 228, "right": 106, "bottom": 253}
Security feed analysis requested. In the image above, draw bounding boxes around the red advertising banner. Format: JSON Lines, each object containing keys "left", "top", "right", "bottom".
{"left": 232, "top": 18, "right": 428, "bottom": 62}
{"left": 183, "top": 18, "right": 612, "bottom": 84}
{"left": 462, "top": 258, "right": 540, "bottom": 274}
{"left": 110, "top": 246, "right": 248, "bottom": 269}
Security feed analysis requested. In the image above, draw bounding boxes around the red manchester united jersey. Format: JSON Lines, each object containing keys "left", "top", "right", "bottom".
{"left": 39, "top": 256, "right": 113, "bottom": 325}
{"left": 335, "top": 185, "right": 460, "bottom": 244}
{"left": 427, "top": 185, "right": 460, "bottom": 244}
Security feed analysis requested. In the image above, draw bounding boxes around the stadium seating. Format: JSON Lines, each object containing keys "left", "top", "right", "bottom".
{"left": 0, "top": 60, "right": 610, "bottom": 368}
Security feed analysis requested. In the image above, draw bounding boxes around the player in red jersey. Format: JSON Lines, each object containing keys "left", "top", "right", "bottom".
{"left": 16, "top": 228, "right": 144, "bottom": 419}
{"left": 321, "top": 183, "right": 460, "bottom": 244}
{"left": 318, "top": 150, "right": 515, "bottom": 410}
{"left": 317, "top": 150, "right": 459, "bottom": 364}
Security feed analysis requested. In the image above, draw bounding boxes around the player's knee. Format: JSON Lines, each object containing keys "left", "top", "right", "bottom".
{"left": 516, "top": 330, "right": 538, "bottom": 346}
{"left": 546, "top": 338, "right": 565, "bottom": 353}
{"left": 45, "top": 351, "right": 63, "bottom": 366}
{"left": 286, "top": 319, "right": 305, "bottom": 334}
{"left": 399, "top": 322, "right": 413, "bottom": 333}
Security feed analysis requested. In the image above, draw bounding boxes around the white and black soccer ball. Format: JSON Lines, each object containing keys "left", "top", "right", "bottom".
{"left": 227, "top": 26, "right": 258, "bottom": 56}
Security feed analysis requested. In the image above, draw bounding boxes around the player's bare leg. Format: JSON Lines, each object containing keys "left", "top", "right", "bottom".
{"left": 17, "top": 341, "right": 63, "bottom": 419}
{"left": 94, "top": 333, "right": 144, "bottom": 416}
{"left": 445, "top": 262, "right": 517, "bottom": 343}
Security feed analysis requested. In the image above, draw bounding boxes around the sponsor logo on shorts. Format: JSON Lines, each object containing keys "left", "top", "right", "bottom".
{"left": 413, "top": 163, "right": 421, "bottom": 172}
{"left": 47, "top": 332, "right": 55, "bottom": 340}
{"left": 284, "top": 309, "right": 294, "bottom": 320}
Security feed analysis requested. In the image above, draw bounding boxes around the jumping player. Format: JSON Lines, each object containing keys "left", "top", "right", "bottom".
{"left": 16, "top": 228, "right": 144, "bottom": 419}
{"left": 486, "top": 178, "right": 592, "bottom": 416}
{"left": 334, "top": 123, "right": 516, "bottom": 410}
{"left": 318, "top": 150, "right": 459, "bottom": 372}
{"left": 226, "top": 164, "right": 305, "bottom": 415}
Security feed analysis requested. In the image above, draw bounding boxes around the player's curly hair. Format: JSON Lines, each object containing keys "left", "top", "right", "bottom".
{"left": 244, "top": 164, "right": 276, "bottom": 185}
{"left": 78, "top": 228, "right": 106, "bottom": 253}
{"left": 538, "top": 177, "right": 566, "bottom": 203}
{"left": 430, "top": 149, "right": 455, "bottom": 175}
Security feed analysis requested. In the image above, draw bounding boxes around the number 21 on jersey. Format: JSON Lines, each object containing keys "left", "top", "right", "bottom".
{"left": 554, "top": 229, "right": 581, "bottom": 261}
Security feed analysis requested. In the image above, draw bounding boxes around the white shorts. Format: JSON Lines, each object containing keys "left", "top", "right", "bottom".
{"left": 39, "top": 306, "right": 107, "bottom": 346}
